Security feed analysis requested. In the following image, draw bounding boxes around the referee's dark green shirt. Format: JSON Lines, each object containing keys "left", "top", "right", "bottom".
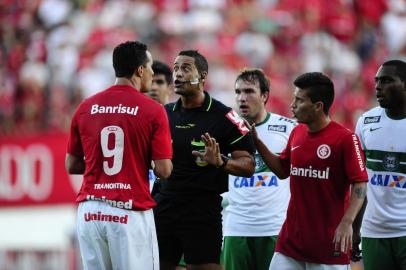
{"left": 161, "top": 92, "right": 255, "bottom": 195}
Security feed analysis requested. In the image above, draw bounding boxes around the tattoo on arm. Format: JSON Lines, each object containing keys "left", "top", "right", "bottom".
{"left": 354, "top": 187, "right": 366, "bottom": 199}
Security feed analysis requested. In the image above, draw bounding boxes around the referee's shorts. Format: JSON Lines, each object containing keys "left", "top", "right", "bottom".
{"left": 153, "top": 192, "right": 223, "bottom": 265}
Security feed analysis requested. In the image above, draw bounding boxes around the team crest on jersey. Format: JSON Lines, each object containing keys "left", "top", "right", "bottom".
{"left": 226, "top": 110, "right": 249, "bottom": 135}
{"left": 268, "top": 125, "right": 287, "bottom": 132}
{"left": 382, "top": 154, "right": 399, "bottom": 171}
{"left": 364, "top": 116, "right": 381, "bottom": 124}
{"left": 317, "top": 144, "right": 331, "bottom": 159}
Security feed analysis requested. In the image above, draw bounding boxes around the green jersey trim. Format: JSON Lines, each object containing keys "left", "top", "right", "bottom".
{"left": 365, "top": 149, "right": 406, "bottom": 162}
{"left": 230, "top": 133, "right": 247, "bottom": 145}
{"left": 365, "top": 149, "right": 406, "bottom": 174}
{"left": 206, "top": 95, "right": 212, "bottom": 111}
{"left": 256, "top": 112, "right": 271, "bottom": 127}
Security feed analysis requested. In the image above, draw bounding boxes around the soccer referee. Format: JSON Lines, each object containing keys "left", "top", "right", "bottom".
{"left": 153, "top": 50, "right": 255, "bottom": 270}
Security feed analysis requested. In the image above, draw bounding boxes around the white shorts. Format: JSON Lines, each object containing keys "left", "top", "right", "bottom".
{"left": 269, "top": 252, "right": 350, "bottom": 270}
{"left": 76, "top": 201, "right": 159, "bottom": 270}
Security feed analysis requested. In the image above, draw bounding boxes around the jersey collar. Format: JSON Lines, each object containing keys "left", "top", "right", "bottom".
{"left": 256, "top": 112, "right": 271, "bottom": 127}
{"left": 172, "top": 91, "right": 213, "bottom": 112}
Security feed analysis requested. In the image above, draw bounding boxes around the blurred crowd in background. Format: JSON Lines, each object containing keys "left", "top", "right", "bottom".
{"left": 1, "top": 0, "right": 406, "bottom": 136}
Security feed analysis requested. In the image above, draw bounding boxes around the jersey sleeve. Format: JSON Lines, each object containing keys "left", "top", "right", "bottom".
{"left": 354, "top": 115, "right": 366, "bottom": 150}
{"left": 223, "top": 109, "right": 255, "bottom": 154}
{"left": 342, "top": 132, "right": 368, "bottom": 183}
{"left": 151, "top": 105, "right": 172, "bottom": 160}
{"left": 67, "top": 106, "right": 84, "bottom": 157}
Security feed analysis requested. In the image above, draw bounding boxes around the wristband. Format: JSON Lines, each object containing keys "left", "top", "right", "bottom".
{"left": 218, "top": 154, "right": 230, "bottom": 169}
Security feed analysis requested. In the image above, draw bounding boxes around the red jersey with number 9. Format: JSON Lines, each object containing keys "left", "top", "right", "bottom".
{"left": 67, "top": 85, "right": 172, "bottom": 210}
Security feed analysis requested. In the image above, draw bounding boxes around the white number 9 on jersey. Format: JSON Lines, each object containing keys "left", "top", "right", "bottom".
{"left": 100, "top": 126, "right": 124, "bottom": 175}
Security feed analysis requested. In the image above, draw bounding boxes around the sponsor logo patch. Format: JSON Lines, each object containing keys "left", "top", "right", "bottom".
{"left": 290, "top": 165, "right": 330, "bottom": 180}
{"left": 233, "top": 174, "right": 279, "bottom": 188}
{"left": 369, "top": 127, "right": 382, "bottom": 132}
{"left": 91, "top": 104, "right": 139, "bottom": 115}
{"left": 364, "top": 116, "right": 381, "bottom": 124}
{"left": 278, "top": 117, "right": 296, "bottom": 125}
{"left": 226, "top": 110, "right": 249, "bottom": 135}
{"left": 86, "top": 195, "right": 133, "bottom": 209}
{"left": 191, "top": 139, "right": 208, "bottom": 167}
{"left": 352, "top": 134, "right": 365, "bottom": 171}
{"left": 268, "top": 125, "right": 287, "bottom": 132}
{"left": 370, "top": 174, "right": 406, "bottom": 188}
{"left": 84, "top": 211, "right": 128, "bottom": 224}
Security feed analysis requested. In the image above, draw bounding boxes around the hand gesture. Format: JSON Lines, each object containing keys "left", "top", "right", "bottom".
{"left": 243, "top": 119, "right": 258, "bottom": 141}
{"left": 192, "top": 133, "right": 222, "bottom": 167}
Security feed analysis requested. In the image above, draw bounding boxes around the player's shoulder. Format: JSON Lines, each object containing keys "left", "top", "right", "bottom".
{"left": 164, "top": 101, "right": 177, "bottom": 114}
{"left": 210, "top": 96, "right": 233, "bottom": 114}
{"left": 270, "top": 113, "right": 297, "bottom": 127}
{"left": 259, "top": 112, "right": 296, "bottom": 134}
{"left": 328, "top": 121, "right": 358, "bottom": 144}
{"left": 358, "top": 106, "right": 384, "bottom": 126}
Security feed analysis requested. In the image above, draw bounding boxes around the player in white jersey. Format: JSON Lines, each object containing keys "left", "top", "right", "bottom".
{"left": 147, "top": 60, "right": 173, "bottom": 192}
{"left": 222, "top": 68, "right": 296, "bottom": 270}
{"left": 355, "top": 60, "right": 406, "bottom": 270}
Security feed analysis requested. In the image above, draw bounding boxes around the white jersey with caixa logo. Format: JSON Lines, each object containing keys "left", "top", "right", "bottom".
{"left": 224, "top": 113, "right": 296, "bottom": 236}
{"left": 355, "top": 106, "right": 406, "bottom": 238}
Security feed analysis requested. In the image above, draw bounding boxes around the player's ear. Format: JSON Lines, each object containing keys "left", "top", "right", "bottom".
{"left": 315, "top": 101, "right": 324, "bottom": 113}
{"left": 200, "top": 71, "right": 207, "bottom": 82}
{"left": 262, "top": 91, "right": 269, "bottom": 104}
{"left": 136, "top": 65, "right": 144, "bottom": 78}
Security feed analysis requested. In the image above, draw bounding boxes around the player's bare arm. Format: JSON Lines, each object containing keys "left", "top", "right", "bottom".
{"left": 192, "top": 132, "right": 254, "bottom": 177}
{"left": 244, "top": 121, "right": 289, "bottom": 179}
{"left": 333, "top": 182, "right": 367, "bottom": 253}
{"left": 228, "top": 150, "right": 255, "bottom": 177}
{"left": 65, "top": 153, "right": 85, "bottom": 174}
{"left": 351, "top": 197, "right": 367, "bottom": 262}
{"left": 153, "top": 159, "right": 173, "bottom": 179}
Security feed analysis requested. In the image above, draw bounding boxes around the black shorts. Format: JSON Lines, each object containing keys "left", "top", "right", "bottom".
{"left": 153, "top": 193, "right": 223, "bottom": 265}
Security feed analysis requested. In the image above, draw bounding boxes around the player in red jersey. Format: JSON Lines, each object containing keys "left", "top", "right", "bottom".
{"left": 246, "top": 72, "right": 368, "bottom": 270}
{"left": 66, "top": 41, "right": 173, "bottom": 270}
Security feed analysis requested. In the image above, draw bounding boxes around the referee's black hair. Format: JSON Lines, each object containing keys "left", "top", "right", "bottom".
{"left": 294, "top": 72, "right": 334, "bottom": 115}
{"left": 113, "top": 41, "right": 148, "bottom": 78}
{"left": 382, "top": 60, "right": 406, "bottom": 81}
{"left": 152, "top": 60, "right": 172, "bottom": 84}
{"left": 178, "top": 50, "right": 208, "bottom": 79}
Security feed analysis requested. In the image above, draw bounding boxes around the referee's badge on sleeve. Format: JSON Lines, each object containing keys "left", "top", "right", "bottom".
{"left": 226, "top": 110, "right": 249, "bottom": 135}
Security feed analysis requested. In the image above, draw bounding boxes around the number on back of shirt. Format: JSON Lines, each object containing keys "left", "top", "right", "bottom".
{"left": 100, "top": 126, "right": 124, "bottom": 175}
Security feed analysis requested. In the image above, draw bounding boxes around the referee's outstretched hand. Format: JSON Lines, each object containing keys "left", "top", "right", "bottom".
{"left": 192, "top": 133, "right": 223, "bottom": 167}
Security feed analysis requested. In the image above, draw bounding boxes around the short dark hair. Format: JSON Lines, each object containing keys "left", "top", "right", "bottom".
{"left": 382, "top": 60, "right": 406, "bottom": 81}
{"left": 113, "top": 41, "right": 148, "bottom": 78}
{"left": 236, "top": 68, "right": 270, "bottom": 95}
{"left": 178, "top": 50, "right": 208, "bottom": 78}
{"left": 293, "top": 72, "right": 334, "bottom": 115}
{"left": 152, "top": 60, "right": 172, "bottom": 84}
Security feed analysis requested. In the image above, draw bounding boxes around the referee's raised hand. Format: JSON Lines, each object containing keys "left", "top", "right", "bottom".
{"left": 192, "top": 133, "right": 223, "bottom": 167}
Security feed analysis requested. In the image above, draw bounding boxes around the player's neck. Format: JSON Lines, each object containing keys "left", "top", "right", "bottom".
{"left": 114, "top": 77, "right": 141, "bottom": 90}
{"left": 307, "top": 115, "right": 330, "bottom": 133}
{"left": 253, "top": 109, "right": 268, "bottom": 124}
{"left": 180, "top": 91, "right": 205, "bottom": 109}
{"left": 385, "top": 105, "right": 406, "bottom": 120}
